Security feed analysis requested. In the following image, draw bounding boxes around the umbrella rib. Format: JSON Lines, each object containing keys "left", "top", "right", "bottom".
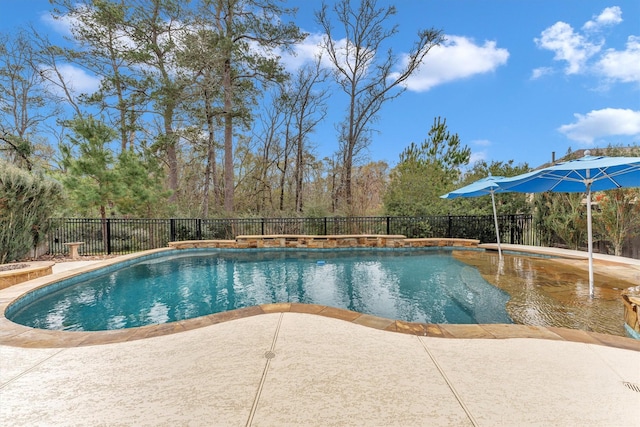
{"left": 598, "top": 167, "right": 622, "bottom": 188}
{"left": 595, "top": 164, "right": 640, "bottom": 187}
{"left": 547, "top": 170, "right": 579, "bottom": 190}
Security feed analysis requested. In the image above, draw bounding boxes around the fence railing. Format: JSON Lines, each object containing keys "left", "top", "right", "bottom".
{"left": 47, "top": 215, "right": 537, "bottom": 256}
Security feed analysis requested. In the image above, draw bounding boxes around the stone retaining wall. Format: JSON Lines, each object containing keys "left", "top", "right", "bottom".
{"left": 168, "top": 235, "right": 480, "bottom": 250}
{"left": 0, "top": 262, "right": 55, "bottom": 290}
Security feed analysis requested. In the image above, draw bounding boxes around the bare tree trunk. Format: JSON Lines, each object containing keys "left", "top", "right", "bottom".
{"left": 165, "top": 109, "right": 178, "bottom": 203}
{"left": 294, "top": 134, "right": 303, "bottom": 212}
{"left": 203, "top": 88, "right": 217, "bottom": 217}
{"left": 203, "top": 123, "right": 215, "bottom": 217}
{"left": 223, "top": 55, "right": 234, "bottom": 212}
{"left": 343, "top": 147, "right": 354, "bottom": 210}
{"left": 280, "top": 126, "right": 290, "bottom": 211}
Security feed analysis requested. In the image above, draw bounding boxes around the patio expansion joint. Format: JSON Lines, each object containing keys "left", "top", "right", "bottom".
{"left": 586, "top": 342, "right": 630, "bottom": 383}
{"left": 0, "top": 347, "right": 66, "bottom": 390}
{"left": 245, "top": 312, "right": 283, "bottom": 427}
{"left": 418, "top": 336, "right": 479, "bottom": 427}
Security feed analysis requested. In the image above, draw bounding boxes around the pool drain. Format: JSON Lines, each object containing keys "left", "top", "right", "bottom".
{"left": 623, "top": 382, "right": 640, "bottom": 393}
{"left": 264, "top": 351, "right": 276, "bottom": 360}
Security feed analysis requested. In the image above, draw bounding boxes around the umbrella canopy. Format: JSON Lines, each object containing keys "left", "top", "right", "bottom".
{"left": 441, "top": 175, "right": 510, "bottom": 259}
{"left": 498, "top": 153, "right": 640, "bottom": 297}
{"left": 499, "top": 154, "right": 640, "bottom": 193}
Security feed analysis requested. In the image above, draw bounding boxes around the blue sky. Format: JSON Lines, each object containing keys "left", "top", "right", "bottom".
{"left": 2, "top": 0, "right": 639, "bottom": 169}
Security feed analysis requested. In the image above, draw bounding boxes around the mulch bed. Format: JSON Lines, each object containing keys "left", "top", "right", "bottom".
{"left": 34, "top": 254, "right": 119, "bottom": 263}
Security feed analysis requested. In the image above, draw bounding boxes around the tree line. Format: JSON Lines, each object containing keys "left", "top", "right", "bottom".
{"left": 2, "top": 0, "right": 445, "bottom": 217}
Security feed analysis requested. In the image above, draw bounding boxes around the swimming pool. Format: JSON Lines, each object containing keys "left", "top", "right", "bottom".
{"left": 7, "top": 249, "right": 513, "bottom": 331}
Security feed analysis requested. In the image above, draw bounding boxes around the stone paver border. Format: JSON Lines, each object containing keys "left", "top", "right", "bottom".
{"left": 0, "top": 301, "right": 638, "bottom": 350}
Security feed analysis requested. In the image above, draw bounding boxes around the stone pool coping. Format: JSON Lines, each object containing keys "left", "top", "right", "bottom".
{"left": 1, "top": 244, "right": 639, "bottom": 351}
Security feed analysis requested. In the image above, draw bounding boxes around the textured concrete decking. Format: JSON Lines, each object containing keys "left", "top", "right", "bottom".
{"left": 2, "top": 312, "right": 639, "bottom": 426}
{"left": 2, "top": 247, "right": 640, "bottom": 426}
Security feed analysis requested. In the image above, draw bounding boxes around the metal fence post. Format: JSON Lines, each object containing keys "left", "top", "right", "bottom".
{"left": 196, "top": 219, "right": 202, "bottom": 240}
{"left": 170, "top": 219, "right": 176, "bottom": 242}
{"left": 106, "top": 218, "right": 112, "bottom": 255}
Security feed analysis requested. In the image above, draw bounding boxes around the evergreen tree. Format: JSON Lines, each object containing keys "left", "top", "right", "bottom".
{"left": 195, "top": 0, "right": 306, "bottom": 213}
{"left": 61, "top": 117, "right": 122, "bottom": 253}
{"left": 384, "top": 117, "right": 470, "bottom": 216}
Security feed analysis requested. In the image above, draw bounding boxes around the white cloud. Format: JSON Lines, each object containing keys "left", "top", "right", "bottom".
{"left": 281, "top": 32, "right": 378, "bottom": 77}
{"left": 558, "top": 108, "right": 640, "bottom": 144}
{"left": 531, "top": 66, "right": 554, "bottom": 80}
{"left": 396, "top": 36, "right": 509, "bottom": 92}
{"left": 280, "top": 33, "right": 332, "bottom": 71}
{"left": 596, "top": 35, "right": 640, "bottom": 83}
{"left": 534, "top": 21, "right": 601, "bottom": 74}
{"left": 469, "top": 150, "right": 488, "bottom": 165}
{"left": 40, "top": 63, "right": 101, "bottom": 96}
{"left": 583, "top": 6, "right": 623, "bottom": 31}
{"left": 40, "top": 11, "right": 76, "bottom": 38}
{"left": 472, "top": 139, "right": 492, "bottom": 147}
{"left": 59, "top": 64, "right": 101, "bottom": 93}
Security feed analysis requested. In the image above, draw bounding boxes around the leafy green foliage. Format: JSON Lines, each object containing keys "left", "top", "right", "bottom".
{"left": 115, "top": 146, "right": 171, "bottom": 217}
{"left": 383, "top": 159, "right": 451, "bottom": 216}
{"left": 0, "top": 161, "right": 62, "bottom": 263}
{"left": 535, "top": 192, "right": 587, "bottom": 250}
{"left": 593, "top": 189, "right": 640, "bottom": 256}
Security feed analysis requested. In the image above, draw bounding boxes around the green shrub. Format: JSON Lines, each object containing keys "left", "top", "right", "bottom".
{"left": 0, "top": 162, "right": 63, "bottom": 263}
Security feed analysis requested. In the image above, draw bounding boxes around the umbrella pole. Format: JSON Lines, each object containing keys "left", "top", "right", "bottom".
{"left": 586, "top": 184, "right": 594, "bottom": 298}
{"left": 491, "top": 191, "right": 502, "bottom": 259}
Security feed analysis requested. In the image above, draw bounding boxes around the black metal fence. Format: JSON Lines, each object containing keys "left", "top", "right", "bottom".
{"left": 47, "top": 214, "right": 536, "bottom": 256}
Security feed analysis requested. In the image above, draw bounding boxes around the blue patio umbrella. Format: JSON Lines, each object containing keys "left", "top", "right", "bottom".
{"left": 440, "top": 175, "right": 513, "bottom": 259}
{"left": 497, "top": 152, "right": 640, "bottom": 297}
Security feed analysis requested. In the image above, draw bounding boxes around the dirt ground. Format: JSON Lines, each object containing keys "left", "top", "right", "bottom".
{"left": 0, "top": 263, "right": 30, "bottom": 272}
{"left": 1, "top": 254, "right": 119, "bottom": 271}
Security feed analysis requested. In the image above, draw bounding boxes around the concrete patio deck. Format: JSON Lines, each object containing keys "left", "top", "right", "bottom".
{"left": 1, "top": 247, "right": 639, "bottom": 426}
{"left": 2, "top": 312, "right": 639, "bottom": 426}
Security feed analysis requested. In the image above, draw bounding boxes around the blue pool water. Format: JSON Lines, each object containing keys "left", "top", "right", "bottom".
{"left": 8, "top": 249, "right": 513, "bottom": 331}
